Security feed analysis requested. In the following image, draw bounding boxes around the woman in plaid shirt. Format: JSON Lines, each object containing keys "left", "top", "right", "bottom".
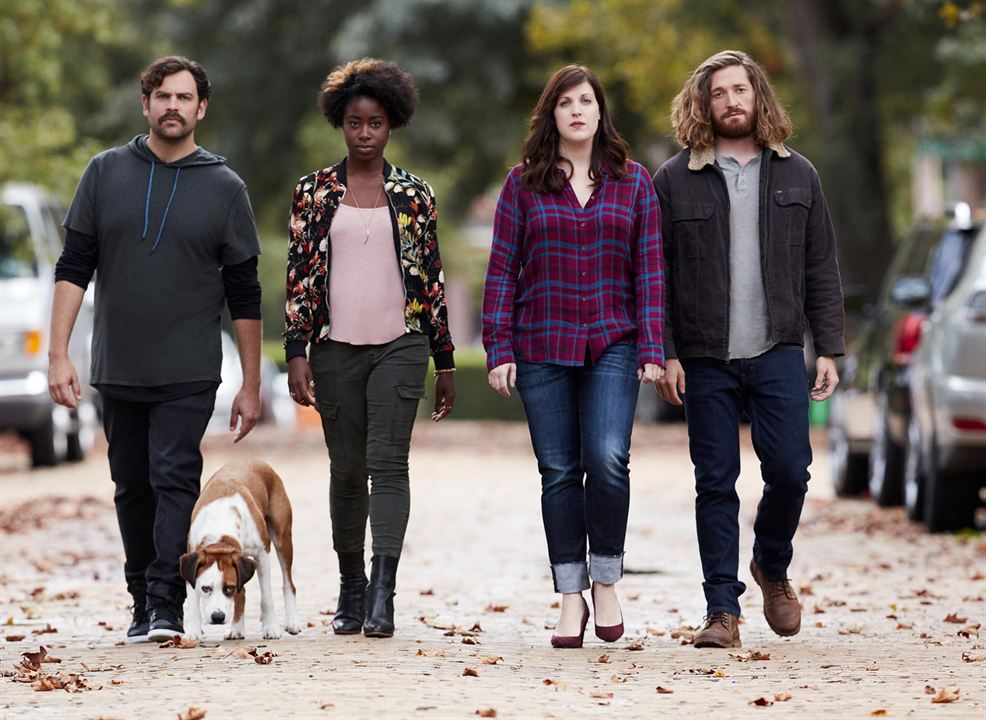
{"left": 482, "top": 65, "right": 666, "bottom": 648}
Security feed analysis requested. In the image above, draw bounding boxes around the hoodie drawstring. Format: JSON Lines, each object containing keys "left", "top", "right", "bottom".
{"left": 141, "top": 161, "right": 182, "bottom": 254}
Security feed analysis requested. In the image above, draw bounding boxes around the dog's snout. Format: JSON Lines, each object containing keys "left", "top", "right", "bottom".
{"left": 210, "top": 610, "right": 226, "bottom": 624}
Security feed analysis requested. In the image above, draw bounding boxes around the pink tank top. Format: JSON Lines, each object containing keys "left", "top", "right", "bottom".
{"left": 328, "top": 203, "right": 407, "bottom": 345}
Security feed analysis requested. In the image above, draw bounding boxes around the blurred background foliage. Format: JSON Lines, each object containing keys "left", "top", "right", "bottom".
{"left": 2, "top": 0, "right": 983, "bottom": 348}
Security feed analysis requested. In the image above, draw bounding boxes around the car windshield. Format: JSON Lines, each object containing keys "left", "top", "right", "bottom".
{"left": 928, "top": 228, "right": 974, "bottom": 304}
{"left": 0, "top": 204, "right": 37, "bottom": 278}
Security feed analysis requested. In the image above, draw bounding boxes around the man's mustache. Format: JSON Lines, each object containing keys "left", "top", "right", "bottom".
{"left": 159, "top": 113, "right": 186, "bottom": 125}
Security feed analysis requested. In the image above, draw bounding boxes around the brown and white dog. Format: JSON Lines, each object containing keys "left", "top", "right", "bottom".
{"left": 179, "top": 459, "right": 301, "bottom": 640}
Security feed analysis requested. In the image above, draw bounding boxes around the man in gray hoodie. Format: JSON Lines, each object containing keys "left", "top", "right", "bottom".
{"left": 48, "top": 56, "right": 262, "bottom": 642}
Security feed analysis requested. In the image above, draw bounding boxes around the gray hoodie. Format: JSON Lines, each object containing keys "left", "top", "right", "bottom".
{"left": 64, "top": 135, "right": 260, "bottom": 387}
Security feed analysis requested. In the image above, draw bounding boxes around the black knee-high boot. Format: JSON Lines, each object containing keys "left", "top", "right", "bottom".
{"left": 332, "top": 552, "right": 367, "bottom": 635}
{"left": 363, "top": 555, "right": 399, "bottom": 638}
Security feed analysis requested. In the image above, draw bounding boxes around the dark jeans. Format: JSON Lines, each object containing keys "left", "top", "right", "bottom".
{"left": 516, "top": 342, "right": 639, "bottom": 594}
{"left": 310, "top": 334, "right": 429, "bottom": 559}
{"left": 681, "top": 344, "right": 812, "bottom": 617}
{"left": 100, "top": 387, "right": 216, "bottom": 607}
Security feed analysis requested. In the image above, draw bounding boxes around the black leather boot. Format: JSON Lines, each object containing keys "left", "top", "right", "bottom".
{"left": 363, "top": 555, "right": 399, "bottom": 638}
{"left": 332, "top": 551, "right": 367, "bottom": 635}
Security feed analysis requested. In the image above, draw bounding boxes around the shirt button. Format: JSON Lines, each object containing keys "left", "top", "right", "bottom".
{"left": 581, "top": 271, "right": 587, "bottom": 277}
{"left": 580, "top": 222, "right": 586, "bottom": 227}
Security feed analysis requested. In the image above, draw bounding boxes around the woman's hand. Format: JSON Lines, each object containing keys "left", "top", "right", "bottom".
{"left": 287, "top": 356, "right": 316, "bottom": 406}
{"left": 432, "top": 373, "right": 456, "bottom": 422}
{"left": 638, "top": 363, "right": 665, "bottom": 385}
{"left": 488, "top": 363, "right": 517, "bottom": 398}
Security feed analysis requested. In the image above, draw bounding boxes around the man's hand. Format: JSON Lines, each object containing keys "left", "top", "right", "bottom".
{"left": 432, "top": 373, "right": 455, "bottom": 422}
{"left": 48, "top": 354, "right": 81, "bottom": 409}
{"left": 656, "top": 358, "right": 686, "bottom": 405}
{"left": 638, "top": 363, "right": 665, "bottom": 385}
{"left": 488, "top": 363, "right": 517, "bottom": 398}
{"left": 811, "top": 355, "right": 840, "bottom": 402}
{"left": 229, "top": 384, "right": 260, "bottom": 442}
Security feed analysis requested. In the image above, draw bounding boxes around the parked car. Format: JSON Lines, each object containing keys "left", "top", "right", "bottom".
{"left": 0, "top": 183, "right": 97, "bottom": 467}
{"left": 905, "top": 220, "right": 986, "bottom": 531}
{"left": 828, "top": 210, "right": 982, "bottom": 505}
{"left": 205, "top": 332, "right": 280, "bottom": 435}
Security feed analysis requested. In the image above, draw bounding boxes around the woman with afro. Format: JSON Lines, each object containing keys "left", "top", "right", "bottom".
{"left": 284, "top": 58, "right": 456, "bottom": 638}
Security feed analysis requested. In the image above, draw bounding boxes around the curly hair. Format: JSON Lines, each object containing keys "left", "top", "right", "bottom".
{"left": 671, "top": 50, "right": 791, "bottom": 151}
{"left": 140, "top": 56, "right": 211, "bottom": 101}
{"left": 318, "top": 58, "right": 419, "bottom": 128}
{"left": 520, "top": 65, "right": 628, "bottom": 194}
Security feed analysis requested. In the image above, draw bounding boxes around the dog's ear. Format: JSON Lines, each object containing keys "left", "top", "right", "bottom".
{"left": 179, "top": 551, "right": 202, "bottom": 588}
{"left": 235, "top": 555, "right": 257, "bottom": 590}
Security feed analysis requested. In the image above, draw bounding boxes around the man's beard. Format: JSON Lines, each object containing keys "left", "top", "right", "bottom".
{"left": 713, "top": 111, "right": 755, "bottom": 140}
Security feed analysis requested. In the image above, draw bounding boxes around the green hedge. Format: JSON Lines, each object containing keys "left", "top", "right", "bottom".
{"left": 422, "top": 346, "right": 527, "bottom": 422}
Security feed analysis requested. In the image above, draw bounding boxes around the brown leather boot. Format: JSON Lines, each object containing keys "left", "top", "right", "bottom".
{"left": 693, "top": 611, "right": 741, "bottom": 648}
{"left": 750, "top": 559, "right": 801, "bottom": 636}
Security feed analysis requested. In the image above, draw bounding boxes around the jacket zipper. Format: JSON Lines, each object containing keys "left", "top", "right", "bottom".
{"left": 710, "top": 163, "right": 732, "bottom": 361}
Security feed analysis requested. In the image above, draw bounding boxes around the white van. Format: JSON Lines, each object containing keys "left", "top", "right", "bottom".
{"left": 0, "top": 183, "right": 97, "bottom": 466}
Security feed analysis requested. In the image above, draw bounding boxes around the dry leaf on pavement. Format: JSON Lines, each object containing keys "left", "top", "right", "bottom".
{"left": 930, "top": 688, "right": 960, "bottom": 703}
{"left": 656, "top": 686, "right": 674, "bottom": 694}
{"left": 484, "top": 604, "right": 508, "bottom": 613}
{"left": 20, "top": 646, "right": 60, "bottom": 671}
{"left": 463, "top": 667, "right": 478, "bottom": 677}
{"left": 961, "top": 651, "right": 986, "bottom": 662}
{"left": 158, "top": 635, "right": 197, "bottom": 649}
{"left": 596, "top": 654, "right": 611, "bottom": 663}
{"left": 543, "top": 678, "right": 568, "bottom": 690}
{"left": 957, "top": 623, "right": 980, "bottom": 638}
{"left": 749, "top": 696, "right": 773, "bottom": 706}
{"left": 870, "top": 710, "right": 887, "bottom": 717}
{"left": 944, "top": 613, "right": 967, "bottom": 624}
{"left": 416, "top": 648, "right": 446, "bottom": 657}
{"left": 475, "top": 708, "right": 497, "bottom": 718}
{"left": 5, "top": 635, "right": 25, "bottom": 641}
{"left": 590, "top": 691, "right": 613, "bottom": 699}
{"left": 178, "top": 708, "right": 207, "bottom": 720}
{"left": 626, "top": 641, "right": 645, "bottom": 651}
{"left": 774, "top": 693, "right": 792, "bottom": 701}
{"left": 225, "top": 645, "right": 257, "bottom": 659}
{"left": 480, "top": 656, "right": 503, "bottom": 665}
{"left": 924, "top": 684, "right": 936, "bottom": 694}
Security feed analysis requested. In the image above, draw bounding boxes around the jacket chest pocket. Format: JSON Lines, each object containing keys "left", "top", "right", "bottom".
{"left": 671, "top": 202, "right": 714, "bottom": 258}
{"left": 773, "top": 188, "right": 811, "bottom": 247}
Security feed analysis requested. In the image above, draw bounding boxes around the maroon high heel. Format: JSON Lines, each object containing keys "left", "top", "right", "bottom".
{"left": 591, "top": 584, "right": 624, "bottom": 642}
{"left": 550, "top": 598, "right": 590, "bottom": 649}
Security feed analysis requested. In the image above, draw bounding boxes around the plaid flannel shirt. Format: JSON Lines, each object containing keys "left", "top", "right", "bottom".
{"left": 482, "top": 160, "right": 665, "bottom": 371}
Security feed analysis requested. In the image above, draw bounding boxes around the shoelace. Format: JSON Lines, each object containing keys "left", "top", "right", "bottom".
{"left": 766, "top": 579, "right": 796, "bottom": 600}
{"left": 704, "top": 611, "right": 733, "bottom": 629}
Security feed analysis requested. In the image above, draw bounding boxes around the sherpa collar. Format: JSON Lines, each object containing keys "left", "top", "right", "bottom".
{"left": 688, "top": 142, "right": 790, "bottom": 171}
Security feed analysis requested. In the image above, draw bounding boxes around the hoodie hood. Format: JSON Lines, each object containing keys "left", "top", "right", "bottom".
{"left": 128, "top": 134, "right": 226, "bottom": 168}
{"left": 128, "top": 135, "right": 225, "bottom": 253}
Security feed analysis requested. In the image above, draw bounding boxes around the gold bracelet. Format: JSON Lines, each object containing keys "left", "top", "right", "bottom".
{"left": 433, "top": 368, "right": 456, "bottom": 377}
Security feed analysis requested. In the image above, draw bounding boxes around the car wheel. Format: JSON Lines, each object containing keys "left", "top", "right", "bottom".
{"left": 65, "top": 402, "right": 96, "bottom": 462}
{"left": 829, "top": 426, "right": 867, "bottom": 497}
{"left": 868, "top": 392, "right": 905, "bottom": 506}
{"left": 903, "top": 416, "right": 925, "bottom": 521}
{"left": 27, "top": 413, "right": 59, "bottom": 468}
{"left": 923, "top": 434, "right": 977, "bottom": 532}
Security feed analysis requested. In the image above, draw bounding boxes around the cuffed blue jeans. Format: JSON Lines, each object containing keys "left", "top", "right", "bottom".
{"left": 681, "top": 344, "right": 812, "bottom": 617}
{"left": 516, "top": 342, "right": 639, "bottom": 594}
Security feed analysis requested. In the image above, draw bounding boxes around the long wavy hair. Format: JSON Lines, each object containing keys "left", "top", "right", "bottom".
{"left": 671, "top": 50, "right": 792, "bottom": 150}
{"left": 521, "top": 65, "right": 628, "bottom": 194}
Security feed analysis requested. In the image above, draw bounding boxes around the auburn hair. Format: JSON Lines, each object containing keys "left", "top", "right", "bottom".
{"left": 671, "top": 50, "right": 792, "bottom": 150}
{"left": 520, "top": 65, "right": 628, "bottom": 194}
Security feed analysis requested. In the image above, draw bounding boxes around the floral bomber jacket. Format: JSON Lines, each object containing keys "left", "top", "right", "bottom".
{"left": 283, "top": 159, "right": 454, "bottom": 370}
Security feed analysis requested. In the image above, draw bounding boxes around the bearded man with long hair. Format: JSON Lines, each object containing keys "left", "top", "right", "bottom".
{"left": 653, "top": 51, "right": 845, "bottom": 648}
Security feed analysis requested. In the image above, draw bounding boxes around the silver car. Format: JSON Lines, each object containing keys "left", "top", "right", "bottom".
{"left": 0, "top": 183, "right": 97, "bottom": 466}
{"left": 906, "top": 220, "right": 986, "bottom": 531}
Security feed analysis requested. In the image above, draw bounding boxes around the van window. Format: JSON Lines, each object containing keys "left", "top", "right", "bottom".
{"left": 0, "top": 204, "right": 37, "bottom": 278}
{"left": 928, "top": 228, "right": 974, "bottom": 304}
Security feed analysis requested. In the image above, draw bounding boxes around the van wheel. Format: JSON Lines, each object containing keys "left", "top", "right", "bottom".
{"left": 830, "top": 426, "right": 867, "bottom": 497}
{"left": 868, "top": 394, "right": 904, "bottom": 506}
{"left": 27, "top": 413, "right": 58, "bottom": 468}
{"left": 923, "top": 435, "right": 976, "bottom": 532}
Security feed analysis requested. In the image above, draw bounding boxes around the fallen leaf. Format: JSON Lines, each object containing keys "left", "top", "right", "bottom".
{"left": 543, "top": 678, "right": 568, "bottom": 690}
{"left": 30, "top": 624, "right": 57, "bottom": 635}
{"left": 865, "top": 661, "right": 879, "bottom": 671}
{"left": 730, "top": 650, "right": 771, "bottom": 662}
{"left": 319, "top": 702, "right": 334, "bottom": 710}
{"left": 480, "top": 656, "right": 503, "bottom": 665}
{"left": 419, "top": 589, "right": 434, "bottom": 596}
{"left": 656, "top": 686, "right": 674, "bottom": 694}
{"left": 5, "top": 635, "right": 25, "bottom": 642}
{"left": 749, "top": 696, "right": 773, "bottom": 706}
{"left": 958, "top": 623, "right": 981, "bottom": 638}
{"left": 20, "top": 646, "right": 60, "bottom": 671}
{"left": 484, "top": 604, "right": 508, "bottom": 613}
{"left": 475, "top": 709, "right": 497, "bottom": 718}
{"left": 774, "top": 693, "right": 792, "bottom": 701}
{"left": 178, "top": 708, "right": 207, "bottom": 720}
{"left": 225, "top": 645, "right": 257, "bottom": 660}
{"left": 416, "top": 648, "right": 446, "bottom": 657}
{"left": 463, "top": 667, "right": 479, "bottom": 677}
{"left": 158, "top": 635, "right": 197, "bottom": 649}
{"left": 713, "top": 668, "right": 727, "bottom": 678}
{"left": 961, "top": 651, "right": 986, "bottom": 662}
{"left": 895, "top": 623, "right": 912, "bottom": 630}
{"left": 930, "top": 688, "right": 960, "bottom": 704}
{"left": 870, "top": 710, "right": 888, "bottom": 717}
{"left": 645, "top": 627, "right": 665, "bottom": 636}
{"left": 944, "top": 613, "right": 968, "bottom": 624}
{"left": 611, "top": 674, "right": 629, "bottom": 683}
{"left": 253, "top": 651, "right": 276, "bottom": 665}
{"left": 626, "top": 641, "right": 645, "bottom": 651}
{"left": 590, "top": 691, "right": 613, "bottom": 699}
{"left": 461, "top": 637, "right": 480, "bottom": 645}
{"left": 596, "top": 654, "right": 611, "bottom": 664}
